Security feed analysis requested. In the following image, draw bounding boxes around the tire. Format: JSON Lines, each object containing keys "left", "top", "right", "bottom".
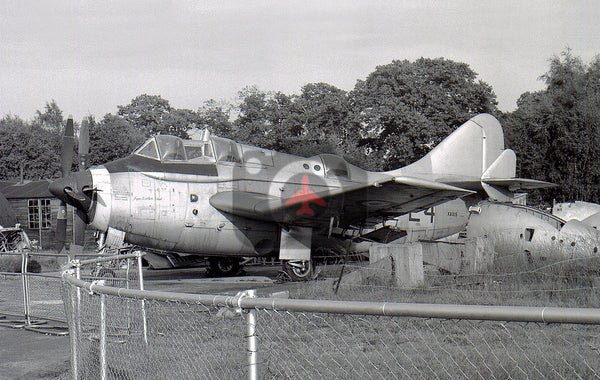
{"left": 97, "top": 268, "right": 118, "bottom": 286}
{"left": 208, "top": 257, "right": 241, "bottom": 277}
{"left": 282, "top": 260, "right": 314, "bottom": 281}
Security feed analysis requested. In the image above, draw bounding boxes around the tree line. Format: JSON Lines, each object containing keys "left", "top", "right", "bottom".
{"left": 1, "top": 50, "right": 598, "bottom": 206}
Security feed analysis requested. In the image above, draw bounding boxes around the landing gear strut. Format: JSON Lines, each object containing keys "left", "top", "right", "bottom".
{"left": 282, "top": 260, "right": 314, "bottom": 281}
{"left": 208, "top": 257, "right": 241, "bottom": 277}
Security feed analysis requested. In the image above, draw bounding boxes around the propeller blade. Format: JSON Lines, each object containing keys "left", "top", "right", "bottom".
{"left": 55, "top": 116, "right": 74, "bottom": 252}
{"left": 73, "top": 117, "right": 91, "bottom": 250}
{"left": 60, "top": 116, "right": 74, "bottom": 177}
{"left": 72, "top": 208, "right": 87, "bottom": 250}
{"left": 79, "top": 117, "right": 90, "bottom": 170}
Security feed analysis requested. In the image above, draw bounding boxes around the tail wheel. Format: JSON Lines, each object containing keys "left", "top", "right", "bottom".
{"left": 282, "top": 260, "right": 314, "bottom": 281}
{"left": 208, "top": 257, "right": 241, "bottom": 277}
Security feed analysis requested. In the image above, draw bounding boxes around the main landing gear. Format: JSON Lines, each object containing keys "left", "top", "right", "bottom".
{"left": 282, "top": 260, "right": 314, "bottom": 281}
{"left": 208, "top": 257, "right": 241, "bottom": 277}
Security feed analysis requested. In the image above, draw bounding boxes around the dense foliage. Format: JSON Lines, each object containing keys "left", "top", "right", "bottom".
{"left": 1, "top": 52, "right": 598, "bottom": 205}
{"left": 502, "top": 50, "right": 600, "bottom": 204}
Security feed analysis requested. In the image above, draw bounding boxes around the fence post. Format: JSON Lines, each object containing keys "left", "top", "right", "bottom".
{"left": 245, "top": 289, "right": 258, "bottom": 380}
{"left": 136, "top": 251, "right": 148, "bottom": 346}
{"left": 71, "top": 261, "right": 81, "bottom": 380}
{"left": 98, "top": 281, "right": 107, "bottom": 380}
{"left": 20, "top": 252, "right": 31, "bottom": 326}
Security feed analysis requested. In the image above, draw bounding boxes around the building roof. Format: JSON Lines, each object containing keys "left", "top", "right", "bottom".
{"left": 0, "top": 180, "right": 53, "bottom": 199}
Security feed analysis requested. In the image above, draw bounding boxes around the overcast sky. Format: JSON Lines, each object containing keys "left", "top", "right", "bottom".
{"left": 1, "top": 1, "right": 599, "bottom": 121}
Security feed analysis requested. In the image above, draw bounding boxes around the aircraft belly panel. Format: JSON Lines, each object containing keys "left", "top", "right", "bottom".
{"left": 177, "top": 224, "right": 278, "bottom": 256}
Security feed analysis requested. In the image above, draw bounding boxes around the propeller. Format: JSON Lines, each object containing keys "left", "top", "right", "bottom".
{"left": 55, "top": 116, "right": 74, "bottom": 252}
{"left": 71, "top": 118, "right": 90, "bottom": 252}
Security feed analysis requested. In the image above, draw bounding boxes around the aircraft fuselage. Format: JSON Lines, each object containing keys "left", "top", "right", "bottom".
{"left": 80, "top": 135, "right": 379, "bottom": 257}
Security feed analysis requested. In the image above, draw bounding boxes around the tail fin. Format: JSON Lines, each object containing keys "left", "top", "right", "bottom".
{"left": 390, "top": 113, "right": 505, "bottom": 186}
{"left": 388, "top": 113, "right": 555, "bottom": 201}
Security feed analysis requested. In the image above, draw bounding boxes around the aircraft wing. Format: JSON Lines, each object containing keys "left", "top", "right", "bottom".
{"left": 209, "top": 176, "right": 474, "bottom": 228}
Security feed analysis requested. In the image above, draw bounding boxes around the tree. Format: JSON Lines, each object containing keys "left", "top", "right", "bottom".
{"left": 117, "top": 94, "right": 192, "bottom": 138}
{"left": 231, "top": 84, "right": 353, "bottom": 158}
{"left": 281, "top": 83, "right": 350, "bottom": 157}
{"left": 32, "top": 100, "right": 64, "bottom": 133}
{"left": 232, "top": 86, "right": 295, "bottom": 150}
{"left": 503, "top": 50, "right": 600, "bottom": 204}
{"left": 88, "top": 114, "right": 147, "bottom": 166}
{"left": 347, "top": 58, "right": 498, "bottom": 170}
{"left": 0, "top": 113, "right": 62, "bottom": 180}
{"left": 197, "top": 99, "right": 234, "bottom": 138}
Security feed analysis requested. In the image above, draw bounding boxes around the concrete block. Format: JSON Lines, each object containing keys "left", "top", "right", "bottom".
{"left": 421, "top": 241, "right": 465, "bottom": 273}
{"left": 341, "top": 243, "right": 424, "bottom": 288}
{"left": 390, "top": 243, "right": 424, "bottom": 288}
{"left": 339, "top": 254, "right": 395, "bottom": 287}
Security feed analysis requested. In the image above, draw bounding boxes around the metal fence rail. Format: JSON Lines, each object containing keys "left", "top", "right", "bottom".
{"left": 61, "top": 255, "right": 600, "bottom": 379}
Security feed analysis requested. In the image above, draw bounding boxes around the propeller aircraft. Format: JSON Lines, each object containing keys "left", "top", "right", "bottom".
{"left": 49, "top": 113, "right": 552, "bottom": 280}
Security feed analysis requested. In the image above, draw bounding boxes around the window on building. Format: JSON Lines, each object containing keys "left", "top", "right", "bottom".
{"left": 28, "top": 199, "right": 52, "bottom": 229}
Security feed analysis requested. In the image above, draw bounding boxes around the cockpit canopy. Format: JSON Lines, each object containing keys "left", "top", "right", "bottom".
{"left": 133, "top": 133, "right": 241, "bottom": 164}
{"left": 135, "top": 135, "right": 190, "bottom": 161}
{"left": 133, "top": 133, "right": 350, "bottom": 180}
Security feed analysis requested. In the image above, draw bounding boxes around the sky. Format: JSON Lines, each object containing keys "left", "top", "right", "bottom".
{"left": 1, "top": 1, "right": 599, "bottom": 122}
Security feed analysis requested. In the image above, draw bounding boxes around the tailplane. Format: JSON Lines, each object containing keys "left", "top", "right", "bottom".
{"left": 388, "top": 113, "right": 555, "bottom": 200}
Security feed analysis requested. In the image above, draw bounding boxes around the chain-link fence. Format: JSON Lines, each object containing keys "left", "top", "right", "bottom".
{"left": 0, "top": 251, "right": 26, "bottom": 326}
{"left": 0, "top": 247, "right": 73, "bottom": 333}
{"left": 62, "top": 254, "right": 600, "bottom": 379}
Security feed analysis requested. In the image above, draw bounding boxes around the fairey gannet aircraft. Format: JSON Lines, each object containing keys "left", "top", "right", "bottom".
{"left": 49, "top": 114, "right": 551, "bottom": 280}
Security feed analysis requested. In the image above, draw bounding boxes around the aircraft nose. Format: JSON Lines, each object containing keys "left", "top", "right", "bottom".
{"left": 49, "top": 170, "right": 95, "bottom": 213}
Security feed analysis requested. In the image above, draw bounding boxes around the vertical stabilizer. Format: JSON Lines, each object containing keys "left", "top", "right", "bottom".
{"left": 391, "top": 114, "right": 505, "bottom": 188}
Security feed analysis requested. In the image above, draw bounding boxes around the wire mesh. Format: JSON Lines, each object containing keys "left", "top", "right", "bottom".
{"left": 313, "top": 255, "right": 600, "bottom": 309}
{"left": 61, "top": 254, "right": 600, "bottom": 379}
{"left": 0, "top": 268, "right": 24, "bottom": 319}
{"left": 254, "top": 310, "right": 600, "bottom": 379}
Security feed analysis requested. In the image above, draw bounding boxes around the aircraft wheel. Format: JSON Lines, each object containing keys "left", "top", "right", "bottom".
{"left": 208, "top": 257, "right": 241, "bottom": 277}
{"left": 282, "top": 260, "right": 314, "bottom": 281}
{"left": 97, "top": 268, "right": 118, "bottom": 286}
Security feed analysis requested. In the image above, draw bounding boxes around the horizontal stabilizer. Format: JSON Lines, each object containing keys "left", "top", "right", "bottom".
{"left": 480, "top": 148, "right": 556, "bottom": 200}
{"left": 482, "top": 178, "right": 557, "bottom": 191}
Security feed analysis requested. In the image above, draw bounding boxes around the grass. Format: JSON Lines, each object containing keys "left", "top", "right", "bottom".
{"left": 283, "top": 247, "right": 600, "bottom": 309}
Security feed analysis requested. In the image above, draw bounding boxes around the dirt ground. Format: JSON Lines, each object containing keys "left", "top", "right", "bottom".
{"left": 0, "top": 327, "right": 70, "bottom": 379}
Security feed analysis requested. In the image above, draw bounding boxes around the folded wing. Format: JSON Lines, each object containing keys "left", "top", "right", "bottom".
{"left": 209, "top": 176, "right": 473, "bottom": 228}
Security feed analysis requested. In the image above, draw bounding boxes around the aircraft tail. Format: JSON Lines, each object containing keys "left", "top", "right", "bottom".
{"left": 388, "top": 113, "right": 554, "bottom": 201}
